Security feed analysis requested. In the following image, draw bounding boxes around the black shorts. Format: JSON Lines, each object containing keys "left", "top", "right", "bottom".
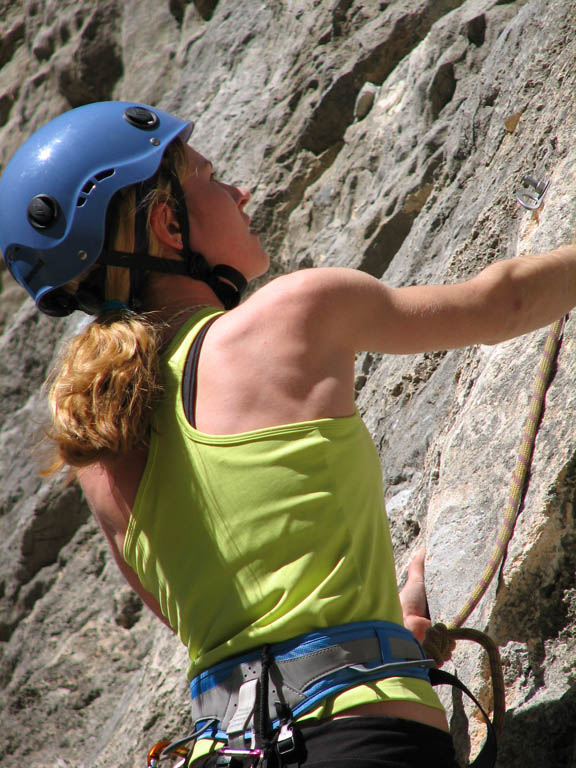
{"left": 197, "top": 716, "right": 459, "bottom": 768}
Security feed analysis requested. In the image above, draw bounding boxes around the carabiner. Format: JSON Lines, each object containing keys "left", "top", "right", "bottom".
{"left": 148, "top": 740, "right": 171, "bottom": 767}
{"left": 147, "top": 740, "right": 190, "bottom": 767}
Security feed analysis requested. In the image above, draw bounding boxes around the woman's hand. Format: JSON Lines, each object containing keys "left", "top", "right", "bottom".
{"left": 399, "top": 549, "right": 431, "bottom": 644}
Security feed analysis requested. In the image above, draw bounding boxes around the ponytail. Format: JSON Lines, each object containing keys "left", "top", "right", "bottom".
{"left": 44, "top": 311, "right": 163, "bottom": 471}
{"left": 43, "top": 140, "right": 189, "bottom": 472}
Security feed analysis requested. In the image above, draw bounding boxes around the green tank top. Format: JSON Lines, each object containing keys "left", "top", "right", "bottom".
{"left": 124, "top": 308, "right": 443, "bottom": 714}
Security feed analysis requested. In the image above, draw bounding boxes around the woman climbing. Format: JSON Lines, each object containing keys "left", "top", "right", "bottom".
{"left": 1, "top": 101, "right": 575, "bottom": 768}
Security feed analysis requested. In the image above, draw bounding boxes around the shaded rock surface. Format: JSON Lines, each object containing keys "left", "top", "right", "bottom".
{"left": 1, "top": 0, "right": 575, "bottom": 766}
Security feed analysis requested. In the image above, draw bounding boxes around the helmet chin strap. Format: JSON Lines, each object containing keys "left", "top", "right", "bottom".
{"left": 99, "top": 165, "right": 247, "bottom": 312}
{"left": 98, "top": 250, "right": 247, "bottom": 310}
{"left": 166, "top": 163, "right": 247, "bottom": 310}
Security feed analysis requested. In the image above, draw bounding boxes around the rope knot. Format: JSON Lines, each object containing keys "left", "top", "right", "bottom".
{"left": 423, "top": 622, "right": 456, "bottom": 667}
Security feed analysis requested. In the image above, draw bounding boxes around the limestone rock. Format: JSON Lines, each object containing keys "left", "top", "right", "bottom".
{"left": 0, "top": 1, "right": 575, "bottom": 766}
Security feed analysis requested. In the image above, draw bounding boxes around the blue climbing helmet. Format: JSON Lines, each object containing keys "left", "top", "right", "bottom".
{"left": 0, "top": 101, "right": 246, "bottom": 316}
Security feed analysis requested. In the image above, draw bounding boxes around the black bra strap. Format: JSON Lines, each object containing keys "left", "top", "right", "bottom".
{"left": 182, "top": 316, "right": 220, "bottom": 428}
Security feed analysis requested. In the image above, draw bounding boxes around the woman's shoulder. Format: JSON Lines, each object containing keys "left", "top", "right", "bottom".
{"left": 249, "top": 267, "right": 351, "bottom": 303}
{"left": 229, "top": 267, "right": 352, "bottom": 336}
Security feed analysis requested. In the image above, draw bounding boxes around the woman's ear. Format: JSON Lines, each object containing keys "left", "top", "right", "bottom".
{"left": 149, "top": 202, "right": 183, "bottom": 252}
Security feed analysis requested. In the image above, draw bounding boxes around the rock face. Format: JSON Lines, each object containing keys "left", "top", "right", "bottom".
{"left": 1, "top": 1, "right": 575, "bottom": 766}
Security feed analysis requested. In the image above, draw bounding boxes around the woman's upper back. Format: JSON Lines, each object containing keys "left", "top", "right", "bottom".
{"left": 78, "top": 272, "right": 359, "bottom": 576}
{"left": 77, "top": 246, "right": 564, "bottom": 576}
{"left": 122, "top": 307, "right": 402, "bottom": 678}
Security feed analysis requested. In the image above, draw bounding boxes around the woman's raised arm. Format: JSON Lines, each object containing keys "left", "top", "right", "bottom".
{"left": 265, "top": 243, "right": 576, "bottom": 356}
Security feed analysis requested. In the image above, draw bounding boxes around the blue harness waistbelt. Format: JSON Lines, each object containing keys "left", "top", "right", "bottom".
{"left": 189, "top": 620, "right": 433, "bottom": 743}
{"left": 158, "top": 621, "right": 497, "bottom": 768}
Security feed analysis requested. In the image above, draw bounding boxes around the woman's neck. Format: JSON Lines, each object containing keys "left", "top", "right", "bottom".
{"left": 143, "top": 272, "right": 225, "bottom": 347}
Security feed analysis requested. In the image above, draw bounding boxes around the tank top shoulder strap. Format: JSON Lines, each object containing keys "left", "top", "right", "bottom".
{"left": 181, "top": 314, "right": 220, "bottom": 428}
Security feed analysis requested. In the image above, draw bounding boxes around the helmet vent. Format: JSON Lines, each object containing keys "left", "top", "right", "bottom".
{"left": 27, "top": 195, "right": 60, "bottom": 230}
{"left": 77, "top": 169, "right": 116, "bottom": 207}
{"left": 94, "top": 168, "right": 115, "bottom": 181}
{"left": 123, "top": 106, "right": 160, "bottom": 130}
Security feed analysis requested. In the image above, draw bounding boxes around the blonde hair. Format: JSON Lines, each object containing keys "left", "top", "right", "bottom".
{"left": 44, "top": 140, "right": 188, "bottom": 472}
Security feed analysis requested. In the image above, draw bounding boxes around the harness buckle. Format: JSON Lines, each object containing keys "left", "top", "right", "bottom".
{"left": 276, "top": 723, "right": 296, "bottom": 756}
{"left": 275, "top": 721, "right": 304, "bottom": 765}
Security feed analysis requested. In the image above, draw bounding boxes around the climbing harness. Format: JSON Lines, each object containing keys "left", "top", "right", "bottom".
{"left": 147, "top": 620, "right": 434, "bottom": 766}
{"left": 146, "top": 621, "right": 498, "bottom": 768}
{"left": 189, "top": 622, "right": 432, "bottom": 731}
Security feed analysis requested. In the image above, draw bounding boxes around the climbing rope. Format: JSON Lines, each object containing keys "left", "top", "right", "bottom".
{"left": 424, "top": 623, "right": 506, "bottom": 740}
{"left": 423, "top": 313, "right": 568, "bottom": 743}
{"left": 450, "top": 315, "right": 567, "bottom": 630}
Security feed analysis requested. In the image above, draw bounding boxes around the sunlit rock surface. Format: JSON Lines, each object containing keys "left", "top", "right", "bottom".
{"left": 0, "top": 1, "right": 575, "bottom": 765}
